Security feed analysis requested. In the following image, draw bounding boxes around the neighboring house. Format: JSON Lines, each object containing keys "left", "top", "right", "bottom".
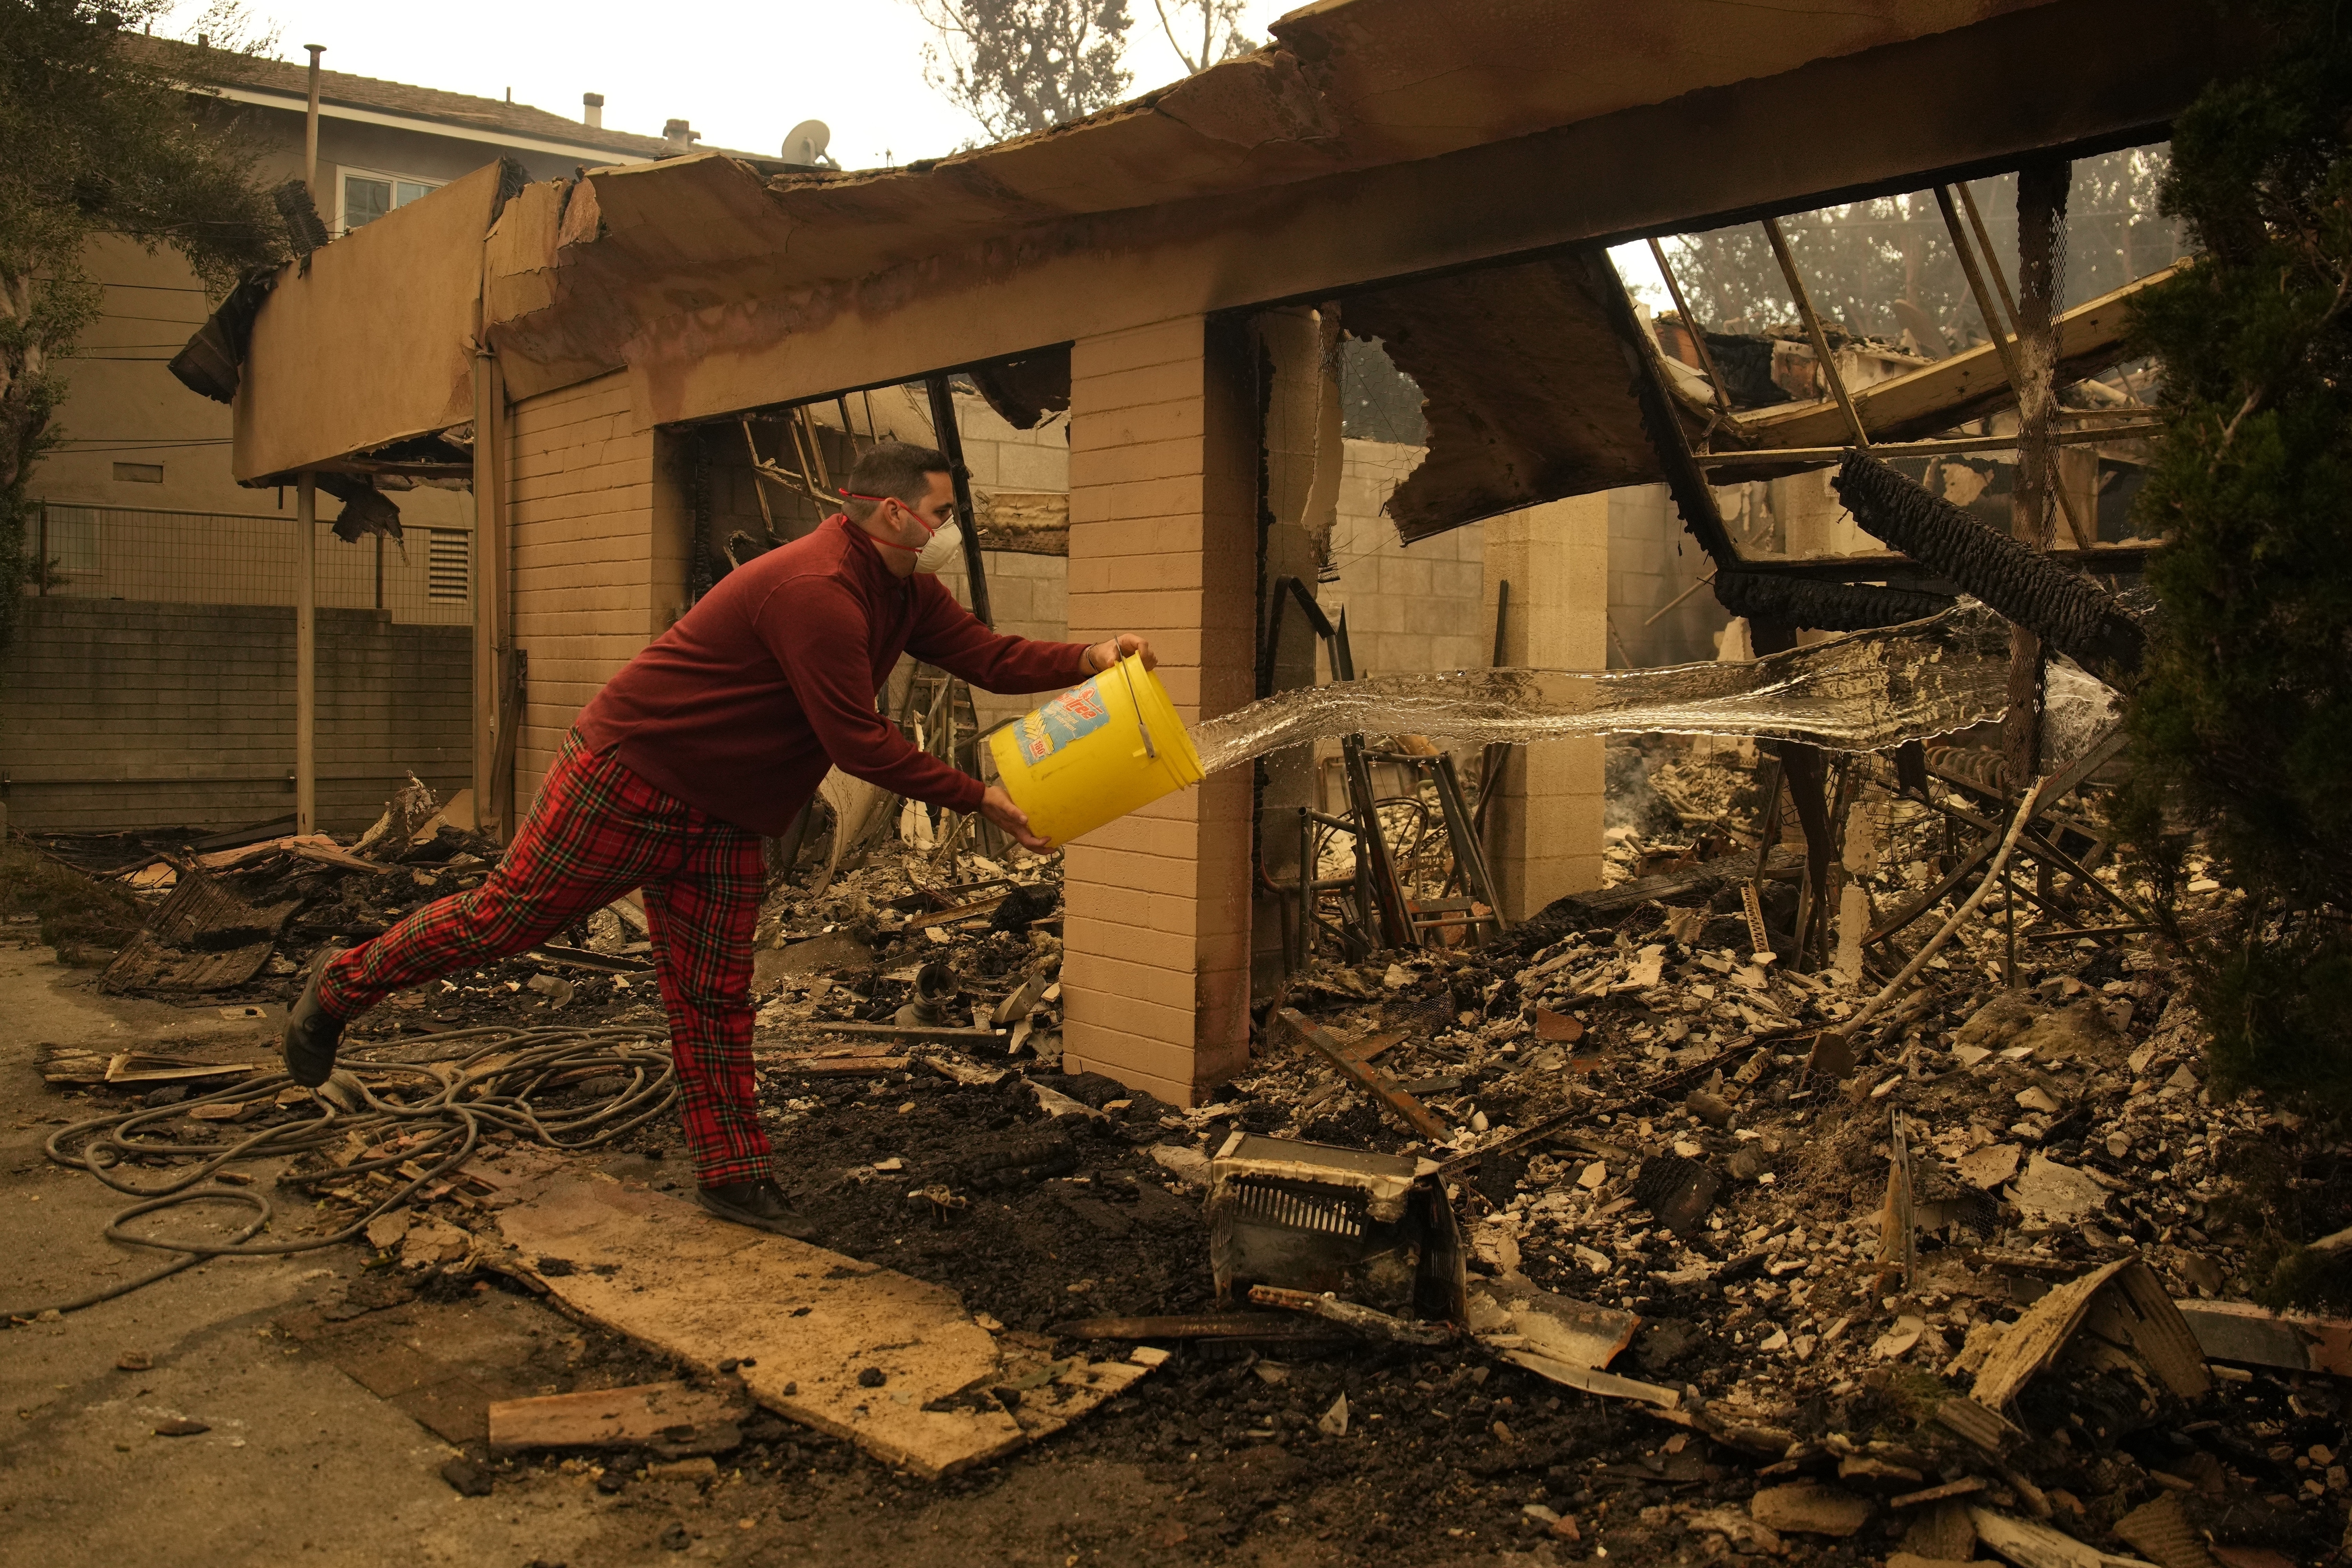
{"left": 5, "top": 40, "right": 783, "bottom": 833}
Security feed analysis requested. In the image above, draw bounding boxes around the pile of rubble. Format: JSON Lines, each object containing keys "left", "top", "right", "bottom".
{"left": 14, "top": 739, "right": 2352, "bottom": 1566}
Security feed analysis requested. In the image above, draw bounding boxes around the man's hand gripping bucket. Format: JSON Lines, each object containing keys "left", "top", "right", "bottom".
{"left": 985, "top": 653, "right": 1203, "bottom": 847}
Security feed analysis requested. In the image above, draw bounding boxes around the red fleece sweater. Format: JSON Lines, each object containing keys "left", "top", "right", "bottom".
{"left": 574, "top": 515, "right": 1093, "bottom": 836}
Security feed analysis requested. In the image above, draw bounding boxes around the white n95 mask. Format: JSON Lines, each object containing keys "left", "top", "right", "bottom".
{"left": 915, "top": 522, "right": 964, "bottom": 575}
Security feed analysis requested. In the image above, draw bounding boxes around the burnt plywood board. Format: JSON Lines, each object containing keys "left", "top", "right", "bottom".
{"left": 497, "top": 1177, "right": 1146, "bottom": 1478}
{"left": 487, "top": 1381, "right": 744, "bottom": 1454}
{"left": 1345, "top": 250, "right": 1675, "bottom": 543}
{"left": 234, "top": 162, "right": 509, "bottom": 481}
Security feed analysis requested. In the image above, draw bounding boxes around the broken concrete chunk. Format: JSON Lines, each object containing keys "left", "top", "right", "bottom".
{"left": 2014, "top": 998, "right": 2124, "bottom": 1063}
{"left": 1873, "top": 1314, "right": 1927, "bottom": 1360}
{"left": 1148, "top": 1143, "right": 1210, "bottom": 1189}
{"left": 1472, "top": 1283, "right": 1638, "bottom": 1370}
{"left": 1686, "top": 1090, "right": 1735, "bottom": 1128}
{"left": 2009, "top": 1153, "right": 2107, "bottom": 1227}
{"left": 1685, "top": 1506, "right": 1784, "bottom": 1556}
{"left": 1750, "top": 1482, "right": 1874, "bottom": 1537}
{"left": 1956, "top": 1142, "right": 2022, "bottom": 1190}
{"left": 2015, "top": 1085, "right": 2063, "bottom": 1114}
{"left": 400, "top": 1217, "right": 472, "bottom": 1268}
{"left": 1955, "top": 991, "right": 2041, "bottom": 1053}
{"left": 364, "top": 1208, "right": 414, "bottom": 1251}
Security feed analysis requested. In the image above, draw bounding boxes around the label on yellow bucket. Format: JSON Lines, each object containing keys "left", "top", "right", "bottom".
{"left": 1014, "top": 682, "right": 1111, "bottom": 764}
{"left": 987, "top": 653, "right": 1205, "bottom": 848}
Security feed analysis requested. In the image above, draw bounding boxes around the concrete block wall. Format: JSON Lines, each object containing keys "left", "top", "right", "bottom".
{"left": 1483, "top": 497, "right": 1610, "bottom": 916}
{"left": 1320, "top": 438, "right": 1491, "bottom": 679}
{"left": 1059, "top": 316, "right": 1256, "bottom": 1107}
{"left": 1606, "top": 483, "right": 1732, "bottom": 668}
{"left": 0, "top": 599, "right": 469, "bottom": 833}
{"left": 949, "top": 391, "right": 1070, "bottom": 495}
{"left": 508, "top": 371, "right": 677, "bottom": 810}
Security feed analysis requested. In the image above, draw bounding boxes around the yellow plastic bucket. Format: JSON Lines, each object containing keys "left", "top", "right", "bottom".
{"left": 987, "top": 654, "right": 1203, "bottom": 846}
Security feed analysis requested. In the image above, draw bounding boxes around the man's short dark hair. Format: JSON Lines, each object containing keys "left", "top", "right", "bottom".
{"left": 842, "top": 441, "right": 952, "bottom": 517}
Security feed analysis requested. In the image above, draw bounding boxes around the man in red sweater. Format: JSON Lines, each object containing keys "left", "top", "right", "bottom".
{"left": 280, "top": 441, "right": 1151, "bottom": 1237}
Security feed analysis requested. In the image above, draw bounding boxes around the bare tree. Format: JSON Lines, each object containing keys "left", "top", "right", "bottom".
{"left": 1149, "top": 0, "right": 1250, "bottom": 74}
{"left": 909, "top": 0, "right": 1135, "bottom": 143}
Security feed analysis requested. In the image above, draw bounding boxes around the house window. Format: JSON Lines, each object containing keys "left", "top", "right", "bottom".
{"left": 427, "top": 530, "right": 470, "bottom": 603}
{"left": 39, "top": 505, "right": 100, "bottom": 575}
{"left": 341, "top": 170, "right": 439, "bottom": 233}
{"left": 112, "top": 461, "right": 163, "bottom": 483}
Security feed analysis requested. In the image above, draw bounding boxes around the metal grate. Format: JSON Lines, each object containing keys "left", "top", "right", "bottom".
{"left": 427, "top": 530, "right": 469, "bottom": 602}
{"left": 1231, "top": 1178, "right": 1366, "bottom": 1239}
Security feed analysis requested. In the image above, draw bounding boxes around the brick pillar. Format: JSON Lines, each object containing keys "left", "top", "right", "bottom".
{"left": 507, "top": 371, "right": 684, "bottom": 811}
{"left": 1482, "top": 495, "right": 1609, "bottom": 919}
{"left": 1060, "top": 317, "right": 1257, "bottom": 1106}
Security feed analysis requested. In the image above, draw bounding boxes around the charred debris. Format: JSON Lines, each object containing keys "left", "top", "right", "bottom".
{"left": 10, "top": 692, "right": 2352, "bottom": 1566}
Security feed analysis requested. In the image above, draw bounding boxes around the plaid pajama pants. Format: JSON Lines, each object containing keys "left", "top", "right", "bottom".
{"left": 317, "top": 730, "right": 773, "bottom": 1186}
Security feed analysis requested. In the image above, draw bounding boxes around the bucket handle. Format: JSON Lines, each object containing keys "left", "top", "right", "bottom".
{"left": 1115, "top": 656, "right": 1159, "bottom": 761}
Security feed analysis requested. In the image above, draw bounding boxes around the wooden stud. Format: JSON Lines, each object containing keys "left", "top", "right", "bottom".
{"left": 1762, "top": 217, "right": 1870, "bottom": 450}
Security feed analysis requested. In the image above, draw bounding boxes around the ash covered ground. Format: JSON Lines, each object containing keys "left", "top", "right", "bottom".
{"left": 7, "top": 739, "right": 2351, "bottom": 1566}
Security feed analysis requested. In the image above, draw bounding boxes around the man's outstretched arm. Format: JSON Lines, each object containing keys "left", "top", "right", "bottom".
{"left": 905, "top": 578, "right": 1155, "bottom": 692}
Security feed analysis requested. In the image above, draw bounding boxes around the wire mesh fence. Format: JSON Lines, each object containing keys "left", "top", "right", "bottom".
{"left": 26, "top": 501, "right": 471, "bottom": 626}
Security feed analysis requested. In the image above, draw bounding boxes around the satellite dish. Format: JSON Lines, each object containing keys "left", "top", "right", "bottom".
{"left": 780, "top": 120, "right": 833, "bottom": 168}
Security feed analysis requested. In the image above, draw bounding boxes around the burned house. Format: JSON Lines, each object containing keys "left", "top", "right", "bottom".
{"left": 198, "top": 0, "right": 2227, "bottom": 1114}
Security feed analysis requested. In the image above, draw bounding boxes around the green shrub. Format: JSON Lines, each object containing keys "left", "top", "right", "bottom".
{"left": 2129, "top": 0, "right": 2352, "bottom": 1107}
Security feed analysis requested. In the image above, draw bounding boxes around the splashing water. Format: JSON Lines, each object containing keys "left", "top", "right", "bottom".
{"left": 1190, "top": 601, "right": 2024, "bottom": 775}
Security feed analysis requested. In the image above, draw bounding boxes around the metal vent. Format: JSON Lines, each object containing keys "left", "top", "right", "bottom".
{"left": 427, "top": 530, "right": 469, "bottom": 603}
{"left": 1231, "top": 1178, "right": 1366, "bottom": 1240}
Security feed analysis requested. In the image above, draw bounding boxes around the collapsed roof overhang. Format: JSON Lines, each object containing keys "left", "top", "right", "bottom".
{"left": 206, "top": 0, "right": 2246, "bottom": 495}
{"left": 1353, "top": 250, "right": 2173, "bottom": 544}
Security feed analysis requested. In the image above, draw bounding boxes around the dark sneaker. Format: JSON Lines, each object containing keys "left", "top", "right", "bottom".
{"left": 281, "top": 954, "right": 347, "bottom": 1088}
{"left": 696, "top": 1178, "right": 818, "bottom": 1238}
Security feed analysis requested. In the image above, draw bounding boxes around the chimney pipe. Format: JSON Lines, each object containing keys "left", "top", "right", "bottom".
{"left": 582, "top": 91, "right": 604, "bottom": 130}
{"left": 303, "top": 44, "right": 324, "bottom": 200}
{"left": 662, "top": 118, "right": 698, "bottom": 152}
